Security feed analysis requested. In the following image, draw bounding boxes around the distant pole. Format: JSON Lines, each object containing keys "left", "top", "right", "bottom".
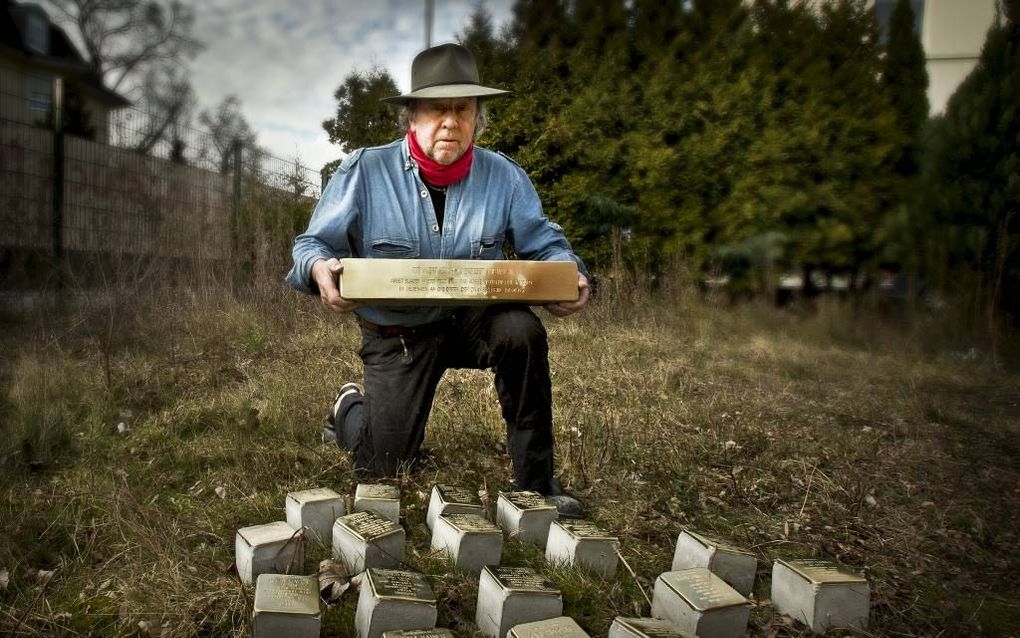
{"left": 51, "top": 77, "right": 65, "bottom": 300}
{"left": 425, "top": 0, "right": 434, "bottom": 48}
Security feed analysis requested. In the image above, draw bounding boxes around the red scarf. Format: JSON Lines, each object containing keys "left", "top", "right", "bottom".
{"left": 407, "top": 131, "right": 473, "bottom": 187}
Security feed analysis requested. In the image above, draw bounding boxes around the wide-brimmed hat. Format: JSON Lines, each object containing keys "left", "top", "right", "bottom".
{"left": 382, "top": 43, "right": 510, "bottom": 105}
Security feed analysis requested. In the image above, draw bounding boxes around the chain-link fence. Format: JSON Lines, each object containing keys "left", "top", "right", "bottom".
{"left": 1, "top": 75, "right": 320, "bottom": 307}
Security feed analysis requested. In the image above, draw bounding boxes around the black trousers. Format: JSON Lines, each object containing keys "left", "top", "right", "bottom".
{"left": 335, "top": 304, "right": 556, "bottom": 494}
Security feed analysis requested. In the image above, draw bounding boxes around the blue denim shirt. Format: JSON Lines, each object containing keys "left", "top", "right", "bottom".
{"left": 287, "top": 137, "right": 587, "bottom": 327}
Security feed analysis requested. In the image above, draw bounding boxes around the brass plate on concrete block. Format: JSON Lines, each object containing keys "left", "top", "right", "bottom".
{"left": 683, "top": 528, "right": 753, "bottom": 557}
{"left": 253, "top": 574, "right": 320, "bottom": 615}
{"left": 658, "top": 569, "right": 748, "bottom": 611}
{"left": 500, "top": 491, "right": 555, "bottom": 511}
{"left": 776, "top": 559, "right": 867, "bottom": 585}
{"left": 559, "top": 520, "right": 618, "bottom": 542}
{"left": 340, "top": 259, "right": 579, "bottom": 304}
{"left": 488, "top": 566, "right": 560, "bottom": 594}
{"left": 443, "top": 513, "right": 500, "bottom": 534}
{"left": 339, "top": 511, "right": 403, "bottom": 542}
{"left": 368, "top": 569, "right": 436, "bottom": 602}
{"left": 436, "top": 484, "right": 481, "bottom": 506}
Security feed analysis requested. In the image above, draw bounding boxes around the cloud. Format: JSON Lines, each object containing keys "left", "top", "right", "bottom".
{"left": 187, "top": 0, "right": 513, "bottom": 176}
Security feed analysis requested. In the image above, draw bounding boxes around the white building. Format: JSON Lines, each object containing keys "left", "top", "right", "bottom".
{"left": 874, "top": 0, "right": 999, "bottom": 114}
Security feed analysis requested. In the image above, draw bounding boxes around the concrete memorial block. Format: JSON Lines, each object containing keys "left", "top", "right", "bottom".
{"left": 771, "top": 559, "right": 870, "bottom": 633}
{"left": 355, "top": 483, "right": 401, "bottom": 523}
{"left": 235, "top": 521, "right": 305, "bottom": 585}
{"left": 507, "top": 616, "right": 590, "bottom": 637}
{"left": 431, "top": 513, "right": 503, "bottom": 573}
{"left": 381, "top": 631, "right": 455, "bottom": 638}
{"left": 496, "top": 491, "right": 558, "bottom": 546}
{"left": 475, "top": 566, "right": 563, "bottom": 638}
{"left": 426, "top": 484, "right": 484, "bottom": 531}
{"left": 544, "top": 520, "right": 620, "bottom": 578}
{"left": 671, "top": 529, "right": 757, "bottom": 596}
{"left": 355, "top": 568, "right": 438, "bottom": 638}
{"left": 252, "top": 573, "right": 321, "bottom": 638}
{"left": 333, "top": 511, "right": 405, "bottom": 574}
{"left": 285, "top": 487, "right": 345, "bottom": 545}
{"left": 651, "top": 569, "right": 749, "bottom": 638}
{"left": 341, "top": 258, "right": 580, "bottom": 305}
{"left": 608, "top": 617, "right": 691, "bottom": 638}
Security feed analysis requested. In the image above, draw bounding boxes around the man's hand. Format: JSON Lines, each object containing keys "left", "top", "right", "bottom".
{"left": 311, "top": 258, "right": 360, "bottom": 313}
{"left": 545, "top": 273, "right": 590, "bottom": 317}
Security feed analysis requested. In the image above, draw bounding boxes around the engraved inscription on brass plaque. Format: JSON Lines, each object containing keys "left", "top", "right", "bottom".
{"left": 341, "top": 259, "right": 579, "bottom": 304}
{"left": 437, "top": 484, "right": 480, "bottom": 506}
{"left": 684, "top": 529, "right": 752, "bottom": 557}
{"left": 357, "top": 484, "right": 400, "bottom": 500}
{"left": 254, "top": 574, "right": 320, "bottom": 615}
{"left": 369, "top": 569, "right": 435, "bottom": 602}
{"left": 490, "top": 566, "right": 559, "bottom": 594}
{"left": 443, "top": 513, "right": 499, "bottom": 534}
{"left": 779, "top": 559, "right": 866, "bottom": 585}
{"left": 560, "top": 521, "right": 618, "bottom": 541}
{"left": 613, "top": 617, "right": 688, "bottom": 638}
{"left": 660, "top": 570, "right": 747, "bottom": 611}
{"left": 501, "top": 491, "right": 555, "bottom": 511}
{"left": 342, "top": 512, "right": 402, "bottom": 541}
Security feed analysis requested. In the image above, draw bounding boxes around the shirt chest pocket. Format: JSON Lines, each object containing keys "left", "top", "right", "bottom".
{"left": 474, "top": 234, "right": 504, "bottom": 260}
{"left": 369, "top": 237, "right": 419, "bottom": 258}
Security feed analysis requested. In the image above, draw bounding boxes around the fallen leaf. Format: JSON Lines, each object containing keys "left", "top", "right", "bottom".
{"left": 215, "top": 486, "right": 226, "bottom": 499}
{"left": 0, "top": 568, "right": 8, "bottom": 590}
{"left": 865, "top": 494, "right": 878, "bottom": 508}
{"left": 116, "top": 422, "right": 130, "bottom": 435}
{"left": 318, "top": 559, "right": 352, "bottom": 604}
{"left": 36, "top": 569, "right": 55, "bottom": 583}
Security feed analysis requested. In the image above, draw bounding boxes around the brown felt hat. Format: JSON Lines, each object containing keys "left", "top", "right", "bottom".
{"left": 382, "top": 43, "right": 510, "bottom": 105}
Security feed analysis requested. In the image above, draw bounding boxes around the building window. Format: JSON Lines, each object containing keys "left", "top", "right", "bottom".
{"left": 875, "top": 0, "right": 925, "bottom": 44}
{"left": 24, "top": 12, "right": 49, "bottom": 54}
{"left": 26, "top": 74, "right": 52, "bottom": 112}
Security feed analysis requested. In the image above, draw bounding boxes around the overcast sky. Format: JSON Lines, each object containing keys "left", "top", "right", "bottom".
{"left": 187, "top": 0, "right": 514, "bottom": 174}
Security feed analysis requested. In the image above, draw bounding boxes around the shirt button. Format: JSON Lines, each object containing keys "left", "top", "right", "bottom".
{"left": 431, "top": 224, "right": 440, "bottom": 232}
{"left": 420, "top": 189, "right": 428, "bottom": 198}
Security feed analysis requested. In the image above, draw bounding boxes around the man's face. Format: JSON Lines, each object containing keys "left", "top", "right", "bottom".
{"left": 409, "top": 97, "right": 478, "bottom": 165}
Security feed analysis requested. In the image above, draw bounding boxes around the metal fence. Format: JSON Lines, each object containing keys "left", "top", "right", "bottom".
{"left": 0, "top": 75, "right": 320, "bottom": 302}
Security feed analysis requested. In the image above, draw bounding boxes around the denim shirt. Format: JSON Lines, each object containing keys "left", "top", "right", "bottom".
{"left": 287, "top": 137, "right": 587, "bottom": 327}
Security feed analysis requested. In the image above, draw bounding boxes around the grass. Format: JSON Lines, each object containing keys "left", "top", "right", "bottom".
{"left": 0, "top": 282, "right": 1017, "bottom": 637}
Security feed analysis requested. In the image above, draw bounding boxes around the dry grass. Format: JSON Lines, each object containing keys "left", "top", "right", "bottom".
{"left": 0, "top": 283, "right": 1017, "bottom": 637}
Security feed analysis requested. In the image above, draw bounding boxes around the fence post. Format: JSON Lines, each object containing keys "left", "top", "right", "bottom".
{"left": 51, "top": 77, "right": 65, "bottom": 302}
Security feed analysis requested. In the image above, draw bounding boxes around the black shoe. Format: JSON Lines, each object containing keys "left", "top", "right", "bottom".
{"left": 323, "top": 382, "right": 363, "bottom": 445}
{"left": 545, "top": 477, "right": 584, "bottom": 518}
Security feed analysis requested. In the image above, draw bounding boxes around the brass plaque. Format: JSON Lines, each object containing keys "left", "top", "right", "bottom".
{"left": 442, "top": 513, "right": 499, "bottom": 534}
{"left": 778, "top": 559, "right": 866, "bottom": 585}
{"left": 559, "top": 520, "right": 618, "bottom": 542}
{"left": 659, "top": 569, "right": 747, "bottom": 611}
{"left": 368, "top": 568, "right": 435, "bottom": 602}
{"left": 356, "top": 483, "right": 400, "bottom": 500}
{"left": 488, "top": 566, "right": 559, "bottom": 594}
{"left": 684, "top": 529, "right": 752, "bottom": 557}
{"left": 612, "top": 617, "right": 689, "bottom": 637}
{"left": 340, "top": 511, "right": 402, "bottom": 541}
{"left": 436, "top": 484, "right": 480, "bottom": 506}
{"left": 500, "top": 491, "right": 555, "bottom": 511}
{"left": 340, "top": 259, "right": 579, "bottom": 304}
{"left": 253, "top": 574, "right": 320, "bottom": 615}
{"left": 288, "top": 487, "right": 342, "bottom": 505}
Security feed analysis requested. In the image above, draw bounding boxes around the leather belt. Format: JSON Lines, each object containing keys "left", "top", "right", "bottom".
{"left": 357, "top": 315, "right": 454, "bottom": 338}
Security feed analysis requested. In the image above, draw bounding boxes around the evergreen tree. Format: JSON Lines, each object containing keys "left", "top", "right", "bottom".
{"left": 883, "top": 0, "right": 929, "bottom": 176}
{"left": 320, "top": 68, "right": 401, "bottom": 182}
{"left": 915, "top": 2, "right": 1020, "bottom": 325}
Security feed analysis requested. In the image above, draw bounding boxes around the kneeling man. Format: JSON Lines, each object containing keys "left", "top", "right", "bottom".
{"left": 286, "top": 44, "right": 589, "bottom": 516}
